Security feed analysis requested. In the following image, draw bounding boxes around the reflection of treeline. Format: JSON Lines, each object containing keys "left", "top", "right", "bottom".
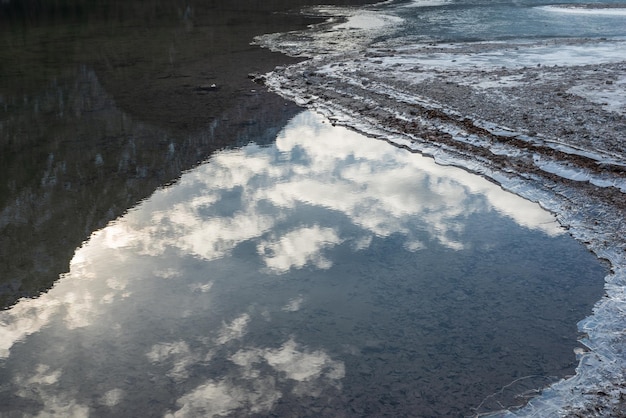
{"left": 0, "top": 66, "right": 302, "bottom": 309}
{"left": 0, "top": 0, "right": 191, "bottom": 23}
{"left": 0, "top": 0, "right": 377, "bottom": 23}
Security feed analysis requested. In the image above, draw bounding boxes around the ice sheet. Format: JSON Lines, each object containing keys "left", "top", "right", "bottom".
{"left": 381, "top": 40, "right": 626, "bottom": 71}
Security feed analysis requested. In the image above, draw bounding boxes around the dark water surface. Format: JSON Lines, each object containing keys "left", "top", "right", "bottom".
{"left": 0, "top": 1, "right": 609, "bottom": 417}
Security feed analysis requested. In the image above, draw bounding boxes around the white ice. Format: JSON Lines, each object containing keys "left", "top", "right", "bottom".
{"left": 538, "top": 5, "right": 626, "bottom": 16}
{"left": 568, "top": 75, "right": 626, "bottom": 115}
{"left": 380, "top": 39, "right": 626, "bottom": 71}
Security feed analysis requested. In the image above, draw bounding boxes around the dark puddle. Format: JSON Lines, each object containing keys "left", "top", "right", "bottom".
{"left": 0, "top": 111, "right": 607, "bottom": 417}
{"left": 0, "top": 0, "right": 378, "bottom": 308}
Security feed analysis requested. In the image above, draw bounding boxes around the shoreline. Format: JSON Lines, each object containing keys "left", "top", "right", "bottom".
{"left": 257, "top": 10, "right": 626, "bottom": 416}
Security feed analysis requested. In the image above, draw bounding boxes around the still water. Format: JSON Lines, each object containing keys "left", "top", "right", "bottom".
{"left": 0, "top": 110, "right": 605, "bottom": 416}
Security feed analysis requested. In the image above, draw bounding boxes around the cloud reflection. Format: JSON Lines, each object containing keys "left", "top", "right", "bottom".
{"left": 13, "top": 364, "right": 89, "bottom": 417}
{"left": 282, "top": 296, "right": 304, "bottom": 312}
{"left": 147, "top": 341, "right": 197, "bottom": 382}
{"left": 217, "top": 314, "right": 251, "bottom": 344}
{"left": 157, "top": 328, "right": 344, "bottom": 417}
{"left": 229, "top": 337, "right": 346, "bottom": 400}
{"left": 108, "top": 110, "right": 561, "bottom": 273}
{"left": 0, "top": 110, "right": 562, "bottom": 360}
{"left": 100, "top": 388, "right": 125, "bottom": 407}
{"left": 0, "top": 110, "right": 567, "bottom": 417}
{"left": 262, "top": 338, "right": 345, "bottom": 383}
{"left": 257, "top": 226, "right": 341, "bottom": 273}
{"left": 166, "top": 376, "right": 281, "bottom": 418}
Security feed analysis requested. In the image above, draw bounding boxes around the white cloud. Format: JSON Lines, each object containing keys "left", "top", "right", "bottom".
{"left": 62, "top": 291, "right": 95, "bottom": 330}
{"left": 13, "top": 365, "right": 89, "bottom": 418}
{"left": 189, "top": 282, "right": 213, "bottom": 293}
{"left": 0, "top": 296, "right": 61, "bottom": 358}
{"left": 100, "top": 388, "right": 124, "bottom": 407}
{"left": 15, "top": 364, "right": 61, "bottom": 387}
{"left": 0, "top": 109, "right": 562, "bottom": 364}
{"left": 102, "top": 222, "right": 139, "bottom": 249}
{"left": 226, "top": 335, "right": 346, "bottom": 405}
{"left": 147, "top": 341, "right": 191, "bottom": 363}
{"left": 88, "top": 109, "right": 560, "bottom": 276}
{"left": 258, "top": 226, "right": 342, "bottom": 273}
{"left": 34, "top": 397, "right": 89, "bottom": 418}
{"left": 262, "top": 338, "right": 345, "bottom": 382}
{"left": 282, "top": 296, "right": 304, "bottom": 312}
{"left": 166, "top": 380, "right": 247, "bottom": 417}
{"left": 217, "top": 314, "right": 251, "bottom": 345}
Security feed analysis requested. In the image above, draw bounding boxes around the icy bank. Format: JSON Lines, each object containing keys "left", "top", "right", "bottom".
{"left": 538, "top": 4, "right": 626, "bottom": 16}
{"left": 256, "top": 3, "right": 626, "bottom": 416}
